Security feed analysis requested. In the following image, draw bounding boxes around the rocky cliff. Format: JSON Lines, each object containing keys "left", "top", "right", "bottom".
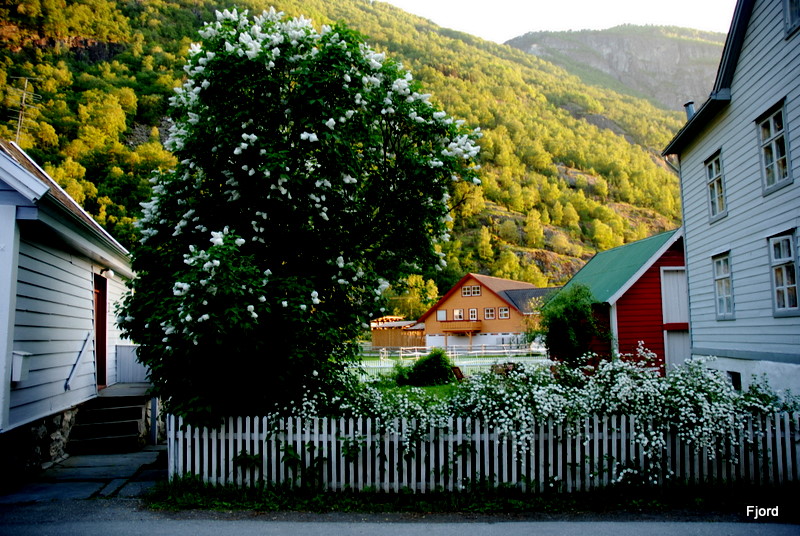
{"left": 506, "top": 25, "right": 726, "bottom": 112}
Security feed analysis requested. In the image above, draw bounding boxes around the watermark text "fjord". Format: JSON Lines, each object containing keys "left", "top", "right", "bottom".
{"left": 746, "top": 506, "right": 779, "bottom": 520}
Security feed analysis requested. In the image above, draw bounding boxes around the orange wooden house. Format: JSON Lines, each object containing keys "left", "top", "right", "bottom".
{"left": 418, "top": 273, "right": 558, "bottom": 349}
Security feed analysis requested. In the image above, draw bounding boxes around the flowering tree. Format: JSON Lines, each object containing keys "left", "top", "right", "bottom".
{"left": 119, "top": 9, "right": 481, "bottom": 425}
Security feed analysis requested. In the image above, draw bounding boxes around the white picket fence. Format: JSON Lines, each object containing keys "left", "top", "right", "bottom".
{"left": 167, "top": 413, "right": 799, "bottom": 492}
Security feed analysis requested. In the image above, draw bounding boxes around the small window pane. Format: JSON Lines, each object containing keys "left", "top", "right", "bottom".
{"left": 774, "top": 111, "right": 784, "bottom": 132}
{"left": 761, "top": 122, "right": 771, "bottom": 141}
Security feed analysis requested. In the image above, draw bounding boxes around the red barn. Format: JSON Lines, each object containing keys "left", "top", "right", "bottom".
{"left": 561, "top": 229, "right": 688, "bottom": 372}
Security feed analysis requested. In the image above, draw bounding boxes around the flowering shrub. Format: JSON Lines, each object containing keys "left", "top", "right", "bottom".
{"left": 293, "top": 347, "right": 797, "bottom": 482}
{"left": 119, "top": 9, "right": 481, "bottom": 426}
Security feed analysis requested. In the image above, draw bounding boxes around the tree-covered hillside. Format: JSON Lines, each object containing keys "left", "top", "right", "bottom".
{"left": 0, "top": 0, "right": 685, "bottom": 294}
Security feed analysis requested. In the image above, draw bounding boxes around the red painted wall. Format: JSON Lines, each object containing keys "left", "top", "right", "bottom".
{"left": 615, "top": 240, "right": 685, "bottom": 370}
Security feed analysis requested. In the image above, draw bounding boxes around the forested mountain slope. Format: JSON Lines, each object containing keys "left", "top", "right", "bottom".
{"left": 0, "top": 0, "right": 686, "bottom": 293}
{"left": 506, "top": 25, "right": 725, "bottom": 112}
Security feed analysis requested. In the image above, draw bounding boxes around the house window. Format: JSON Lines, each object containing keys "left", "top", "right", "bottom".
{"left": 469, "top": 308, "right": 478, "bottom": 321}
{"left": 705, "top": 153, "right": 726, "bottom": 220}
{"left": 454, "top": 309, "right": 464, "bottom": 321}
{"left": 484, "top": 307, "right": 495, "bottom": 320}
{"left": 471, "top": 285, "right": 481, "bottom": 296}
{"left": 461, "top": 286, "right": 472, "bottom": 297}
{"left": 436, "top": 310, "right": 446, "bottom": 322}
{"left": 713, "top": 253, "right": 735, "bottom": 319}
{"left": 758, "top": 105, "right": 792, "bottom": 192}
{"left": 498, "top": 307, "right": 510, "bottom": 319}
{"left": 769, "top": 233, "right": 799, "bottom": 315}
{"left": 785, "top": 0, "right": 800, "bottom": 34}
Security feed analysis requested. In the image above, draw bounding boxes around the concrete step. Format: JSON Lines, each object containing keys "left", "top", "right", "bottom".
{"left": 76, "top": 405, "right": 145, "bottom": 424}
{"left": 68, "top": 393, "right": 150, "bottom": 455}
{"left": 67, "top": 434, "right": 145, "bottom": 455}
{"left": 70, "top": 419, "right": 144, "bottom": 440}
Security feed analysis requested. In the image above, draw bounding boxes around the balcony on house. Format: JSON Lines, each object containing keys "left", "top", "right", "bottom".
{"left": 441, "top": 320, "right": 482, "bottom": 334}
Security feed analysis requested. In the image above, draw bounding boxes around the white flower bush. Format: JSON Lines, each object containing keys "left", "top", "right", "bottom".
{"left": 292, "top": 346, "right": 798, "bottom": 484}
{"left": 119, "top": 9, "right": 481, "bottom": 426}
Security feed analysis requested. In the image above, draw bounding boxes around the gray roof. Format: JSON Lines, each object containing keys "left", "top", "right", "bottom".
{"left": 501, "top": 287, "right": 560, "bottom": 314}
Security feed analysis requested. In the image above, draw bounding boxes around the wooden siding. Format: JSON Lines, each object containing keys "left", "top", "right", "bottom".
{"left": 615, "top": 242, "right": 685, "bottom": 367}
{"left": 680, "top": 0, "right": 800, "bottom": 363}
{"left": 9, "top": 238, "right": 97, "bottom": 428}
{"left": 371, "top": 328, "right": 426, "bottom": 348}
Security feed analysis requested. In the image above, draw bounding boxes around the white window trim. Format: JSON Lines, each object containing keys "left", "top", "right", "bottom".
{"left": 461, "top": 286, "right": 472, "bottom": 297}
{"left": 784, "top": 0, "right": 800, "bottom": 35}
{"left": 758, "top": 103, "right": 792, "bottom": 194}
{"left": 498, "top": 307, "right": 510, "bottom": 319}
{"left": 484, "top": 307, "right": 495, "bottom": 320}
{"left": 769, "top": 232, "right": 799, "bottom": 316}
{"left": 471, "top": 285, "right": 481, "bottom": 296}
{"left": 712, "top": 252, "right": 735, "bottom": 320}
{"left": 454, "top": 309, "right": 464, "bottom": 321}
{"left": 436, "top": 309, "right": 447, "bottom": 322}
{"left": 469, "top": 308, "right": 478, "bottom": 321}
{"left": 705, "top": 153, "right": 727, "bottom": 221}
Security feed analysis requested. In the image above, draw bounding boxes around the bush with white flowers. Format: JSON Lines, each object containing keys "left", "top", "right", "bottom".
{"left": 294, "top": 346, "right": 798, "bottom": 483}
{"left": 119, "top": 9, "right": 481, "bottom": 426}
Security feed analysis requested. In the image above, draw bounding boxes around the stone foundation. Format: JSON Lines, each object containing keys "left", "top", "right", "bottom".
{"left": 0, "top": 407, "right": 79, "bottom": 489}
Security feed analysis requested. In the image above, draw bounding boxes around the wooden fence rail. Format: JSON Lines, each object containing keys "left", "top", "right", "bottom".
{"left": 167, "top": 413, "right": 799, "bottom": 492}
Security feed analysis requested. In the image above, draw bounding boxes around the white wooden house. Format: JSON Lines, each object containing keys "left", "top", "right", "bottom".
{"left": 662, "top": 0, "right": 800, "bottom": 390}
{"left": 0, "top": 140, "right": 134, "bottom": 436}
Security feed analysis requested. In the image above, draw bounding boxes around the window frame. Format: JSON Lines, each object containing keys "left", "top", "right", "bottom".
{"left": 461, "top": 286, "right": 472, "bottom": 297}
{"left": 453, "top": 308, "right": 464, "bottom": 321}
{"left": 705, "top": 152, "right": 727, "bottom": 221}
{"left": 436, "top": 309, "right": 447, "bottom": 322}
{"left": 785, "top": 0, "right": 800, "bottom": 36}
{"left": 769, "top": 232, "right": 799, "bottom": 317}
{"left": 484, "top": 307, "right": 495, "bottom": 320}
{"left": 757, "top": 103, "right": 793, "bottom": 195}
{"left": 712, "top": 252, "right": 735, "bottom": 320}
{"left": 469, "top": 308, "right": 478, "bottom": 321}
{"left": 471, "top": 285, "right": 481, "bottom": 296}
{"left": 498, "top": 307, "right": 510, "bottom": 319}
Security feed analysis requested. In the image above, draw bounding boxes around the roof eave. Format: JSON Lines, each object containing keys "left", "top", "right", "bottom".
{"left": 662, "top": 92, "right": 730, "bottom": 156}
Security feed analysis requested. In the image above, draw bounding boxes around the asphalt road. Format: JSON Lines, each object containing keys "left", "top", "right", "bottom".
{"left": 1, "top": 500, "right": 798, "bottom": 536}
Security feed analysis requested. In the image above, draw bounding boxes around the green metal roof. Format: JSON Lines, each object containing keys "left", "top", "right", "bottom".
{"left": 562, "top": 229, "right": 681, "bottom": 304}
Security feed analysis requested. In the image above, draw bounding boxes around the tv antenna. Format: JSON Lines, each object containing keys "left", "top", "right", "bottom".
{"left": 8, "top": 77, "right": 42, "bottom": 144}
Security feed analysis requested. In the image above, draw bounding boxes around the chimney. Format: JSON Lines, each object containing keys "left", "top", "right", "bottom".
{"left": 684, "top": 101, "right": 696, "bottom": 120}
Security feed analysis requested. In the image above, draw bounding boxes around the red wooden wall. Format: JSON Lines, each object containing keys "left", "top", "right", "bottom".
{"left": 614, "top": 240, "right": 685, "bottom": 371}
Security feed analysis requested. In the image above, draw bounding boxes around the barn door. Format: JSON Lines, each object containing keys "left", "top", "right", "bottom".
{"left": 93, "top": 273, "right": 107, "bottom": 389}
{"left": 661, "top": 267, "right": 689, "bottom": 371}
